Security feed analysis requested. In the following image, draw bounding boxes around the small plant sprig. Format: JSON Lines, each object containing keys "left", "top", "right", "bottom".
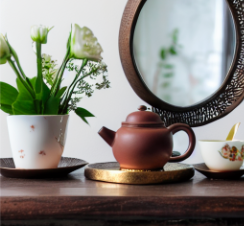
{"left": 61, "top": 59, "right": 109, "bottom": 114}
{"left": 153, "top": 29, "right": 181, "bottom": 101}
{"left": 0, "top": 24, "right": 110, "bottom": 124}
{"left": 42, "top": 54, "right": 58, "bottom": 87}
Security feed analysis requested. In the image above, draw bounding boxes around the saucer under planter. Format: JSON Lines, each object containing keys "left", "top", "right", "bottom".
{"left": 0, "top": 157, "right": 88, "bottom": 178}
{"left": 7, "top": 115, "right": 69, "bottom": 169}
{"left": 85, "top": 162, "right": 195, "bottom": 185}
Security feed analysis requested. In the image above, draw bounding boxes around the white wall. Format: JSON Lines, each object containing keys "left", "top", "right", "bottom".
{"left": 1, "top": 0, "right": 244, "bottom": 165}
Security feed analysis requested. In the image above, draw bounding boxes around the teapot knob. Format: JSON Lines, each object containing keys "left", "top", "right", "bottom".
{"left": 138, "top": 105, "right": 147, "bottom": 111}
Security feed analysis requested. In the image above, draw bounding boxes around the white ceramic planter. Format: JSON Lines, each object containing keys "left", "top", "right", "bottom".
{"left": 199, "top": 140, "right": 244, "bottom": 171}
{"left": 7, "top": 115, "right": 69, "bottom": 169}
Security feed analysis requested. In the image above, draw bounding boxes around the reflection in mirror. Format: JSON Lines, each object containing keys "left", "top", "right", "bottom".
{"left": 133, "top": 0, "right": 236, "bottom": 107}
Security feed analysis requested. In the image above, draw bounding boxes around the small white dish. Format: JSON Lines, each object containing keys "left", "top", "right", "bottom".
{"left": 199, "top": 140, "right": 244, "bottom": 172}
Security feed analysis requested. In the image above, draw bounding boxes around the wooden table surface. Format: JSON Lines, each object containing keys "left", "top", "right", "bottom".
{"left": 1, "top": 166, "right": 244, "bottom": 223}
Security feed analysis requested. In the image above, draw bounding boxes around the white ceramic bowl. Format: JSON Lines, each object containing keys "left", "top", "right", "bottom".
{"left": 199, "top": 140, "right": 244, "bottom": 171}
{"left": 7, "top": 115, "right": 69, "bottom": 169}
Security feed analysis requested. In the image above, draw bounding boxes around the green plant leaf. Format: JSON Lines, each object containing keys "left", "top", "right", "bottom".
{"left": 172, "top": 29, "right": 179, "bottom": 44}
{"left": 163, "top": 73, "right": 174, "bottom": 78}
{"left": 0, "top": 103, "right": 13, "bottom": 114}
{"left": 44, "top": 97, "right": 60, "bottom": 115}
{"left": 26, "top": 77, "right": 34, "bottom": 90}
{"left": 12, "top": 79, "right": 37, "bottom": 114}
{"left": 12, "top": 99, "right": 37, "bottom": 115}
{"left": 40, "top": 81, "right": 51, "bottom": 114}
{"left": 35, "top": 79, "right": 50, "bottom": 102}
{"left": 42, "top": 81, "right": 51, "bottom": 103}
{"left": 16, "top": 78, "right": 33, "bottom": 100}
{"left": 163, "top": 64, "right": 174, "bottom": 69}
{"left": 30, "top": 77, "right": 51, "bottom": 114}
{"left": 162, "top": 82, "right": 170, "bottom": 88}
{"left": 169, "top": 46, "right": 177, "bottom": 55}
{"left": 29, "top": 77, "right": 37, "bottom": 87}
{"left": 75, "top": 107, "right": 95, "bottom": 124}
{"left": 56, "top": 86, "right": 67, "bottom": 99}
{"left": 160, "top": 48, "right": 167, "bottom": 60}
{"left": 0, "top": 82, "right": 18, "bottom": 105}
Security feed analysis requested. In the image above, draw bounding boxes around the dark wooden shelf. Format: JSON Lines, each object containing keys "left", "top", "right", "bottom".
{"left": 1, "top": 167, "right": 244, "bottom": 224}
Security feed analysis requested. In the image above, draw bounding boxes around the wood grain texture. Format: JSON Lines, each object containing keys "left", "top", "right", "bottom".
{"left": 1, "top": 168, "right": 244, "bottom": 221}
{"left": 2, "top": 219, "right": 244, "bottom": 226}
{"left": 1, "top": 196, "right": 244, "bottom": 220}
{"left": 119, "top": 0, "right": 244, "bottom": 127}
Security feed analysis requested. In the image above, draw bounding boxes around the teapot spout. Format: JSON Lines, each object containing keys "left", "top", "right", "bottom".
{"left": 98, "top": 127, "right": 116, "bottom": 147}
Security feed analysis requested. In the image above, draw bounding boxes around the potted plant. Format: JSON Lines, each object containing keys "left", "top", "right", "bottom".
{"left": 0, "top": 24, "right": 110, "bottom": 169}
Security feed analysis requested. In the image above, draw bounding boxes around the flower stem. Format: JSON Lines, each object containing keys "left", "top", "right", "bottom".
{"left": 60, "top": 59, "right": 88, "bottom": 113}
{"left": 5, "top": 36, "right": 34, "bottom": 91}
{"left": 35, "top": 42, "right": 43, "bottom": 94}
{"left": 61, "top": 59, "right": 88, "bottom": 104}
{"left": 8, "top": 59, "right": 35, "bottom": 98}
{"left": 60, "top": 64, "right": 95, "bottom": 114}
{"left": 51, "top": 49, "right": 70, "bottom": 97}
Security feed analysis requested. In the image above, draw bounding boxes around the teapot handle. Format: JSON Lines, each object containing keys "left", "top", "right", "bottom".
{"left": 168, "top": 123, "right": 196, "bottom": 162}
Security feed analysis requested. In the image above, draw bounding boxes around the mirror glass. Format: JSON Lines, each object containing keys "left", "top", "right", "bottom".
{"left": 133, "top": 0, "right": 236, "bottom": 107}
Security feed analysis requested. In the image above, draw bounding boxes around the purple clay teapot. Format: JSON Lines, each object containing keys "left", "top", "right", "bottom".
{"left": 99, "top": 106, "right": 196, "bottom": 170}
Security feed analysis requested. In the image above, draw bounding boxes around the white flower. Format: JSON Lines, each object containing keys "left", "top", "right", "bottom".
{"left": 70, "top": 24, "right": 103, "bottom": 61}
{"left": 0, "top": 34, "right": 11, "bottom": 64}
{"left": 30, "top": 25, "right": 53, "bottom": 44}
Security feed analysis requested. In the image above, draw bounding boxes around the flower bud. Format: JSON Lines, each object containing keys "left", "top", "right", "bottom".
{"left": 30, "top": 25, "right": 53, "bottom": 44}
{"left": 0, "top": 34, "right": 11, "bottom": 64}
{"left": 70, "top": 24, "right": 103, "bottom": 61}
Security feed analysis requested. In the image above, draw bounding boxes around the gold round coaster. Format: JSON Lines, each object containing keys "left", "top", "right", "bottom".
{"left": 85, "top": 162, "right": 194, "bottom": 185}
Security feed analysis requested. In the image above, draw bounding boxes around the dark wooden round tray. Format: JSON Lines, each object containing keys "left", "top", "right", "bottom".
{"left": 0, "top": 157, "right": 88, "bottom": 179}
{"left": 194, "top": 163, "right": 244, "bottom": 180}
{"left": 85, "top": 162, "right": 194, "bottom": 185}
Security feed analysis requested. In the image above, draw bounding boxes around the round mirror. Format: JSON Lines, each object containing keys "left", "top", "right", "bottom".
{"left": 133, "top": 0, "right": 236, "bottom": 107}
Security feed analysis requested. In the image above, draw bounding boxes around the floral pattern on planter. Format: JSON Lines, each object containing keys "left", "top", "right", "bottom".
{"left": 18, "top": 150, "right": 25, "bottom": 159}
{"left": 219, "top": 144, "right": 244, "bottom": 161}
{"left": 39, "top": 150, "right": 46, "bottom": 156}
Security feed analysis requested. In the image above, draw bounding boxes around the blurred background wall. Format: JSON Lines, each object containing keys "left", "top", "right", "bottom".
{"left": 0, "top": 0, "right": 244, "bottom": 164}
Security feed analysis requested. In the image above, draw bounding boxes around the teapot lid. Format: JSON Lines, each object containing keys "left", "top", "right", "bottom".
{"left": 123, "top": 105, "right": 165, "bottom": 127}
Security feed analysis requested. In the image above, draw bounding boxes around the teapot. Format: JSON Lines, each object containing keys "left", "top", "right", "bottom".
{"left": 99, "top": 105, "right": 196, "bottom": 170}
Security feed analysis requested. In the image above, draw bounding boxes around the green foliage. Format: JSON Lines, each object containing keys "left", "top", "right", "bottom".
{"left": 163, "top": 64, "right": 174, "bottom": 69}
{"left": 0, "top": 104, "right": 13, "bottom": 114}
{"left": 172, "top": 29, "right": 179, "bottom": 44}
{"left": 75, "top": 80, "right": 94, "bottom": 97}
{"left": 12, "top": 78, "right": 36, "bottom": 115}
{"left": 160, "top": 49, "right": 166, "bottom": 60}
{"left": 159, "top": 29, "right": 180, "bottom": 61}
{"left": 0, "top": 82, "right": 18, "bottom": 114}
{"left": 162, "top": 82, "right": 170, "bottom": 88}
{"left": 0, "top": 25, "right": 110, "bottom": 125}
{"left": 56, "top": 86, "right": 67, "bottom": 99}
{"left": 42, "top": 54, "right": 58, "bottom": 86}
{"left": 44, "top": 97, "right": 60, "bottom": 115}
{"left": 96, "top": 76, "right": 111, "bottom": 90}
{"left": 169, "top": 46, "right": 177, "bottom": 55}
{"left": 163, "top": 73, "right": 174, "bottom": 78}
{"left": 12, "top": 99, "right": 37, "bottom": 115}
{"left": 158, "top": 28, "right": 181, "bottom": 94}
{"left": 75, "top": 107, "right": 95, "bottom": 124}
{"left": 16, "top": 78, "right": 33, "bottom": 100}
{"left": 0, "top": 82, "right": 18, "bottom": 105}
{"left": 62, "top": 59, "right": 110, "bottom": 115}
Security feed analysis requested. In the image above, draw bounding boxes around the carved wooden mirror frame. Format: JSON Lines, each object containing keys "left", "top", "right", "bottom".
{"left": 119, "top": 0, "right": 244, "bottom": 127}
